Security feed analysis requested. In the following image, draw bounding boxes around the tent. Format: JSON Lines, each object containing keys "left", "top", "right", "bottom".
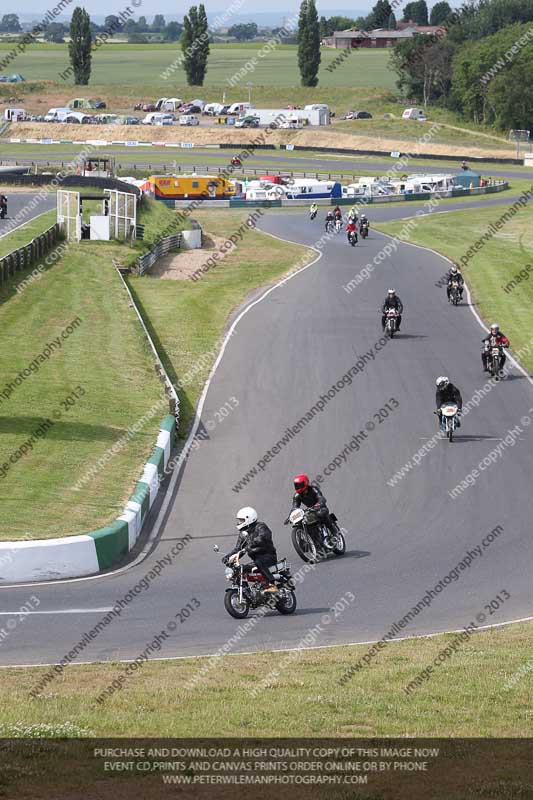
{"left": 68, "top": 98, "right": 93, "bottom": 109}
{"left": 455, "top": 169, "right": 481, "bottom": 188}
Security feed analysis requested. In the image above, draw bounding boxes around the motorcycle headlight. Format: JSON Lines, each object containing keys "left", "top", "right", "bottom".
{"left": 225, "top": 567, "right": 233, "bottom": 581}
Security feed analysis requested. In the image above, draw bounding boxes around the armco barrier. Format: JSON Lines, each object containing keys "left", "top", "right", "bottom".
{"left": 281, "top": 143, "right": 524, "bottom": 167}
{"left": 0, "top": 173, "right": 140, "bottom": 195}
{"left": 0, "top": 222, "right": 61, "bottom": 286}
{"left": 0, "top": 415, "right": 177, "bottom": 583}
{"left": 137, "top": 232, "right": 182, "bottom": 275}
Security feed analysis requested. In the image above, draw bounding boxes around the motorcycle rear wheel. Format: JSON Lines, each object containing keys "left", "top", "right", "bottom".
{"left": 224, "top": 589, "right": 250, "bottom": 619}
{"left": 276, "top": 590, "right": 297, "bottom": 615}
{"left": 292, "top": 528, "right": 318, "bottom": 563}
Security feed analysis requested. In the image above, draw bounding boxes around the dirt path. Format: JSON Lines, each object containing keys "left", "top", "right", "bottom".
{"left": 148, "top": 232, "right": 232, "bottom": 280}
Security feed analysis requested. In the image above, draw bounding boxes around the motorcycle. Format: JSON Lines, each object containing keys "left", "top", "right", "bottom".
{"left": 310, "top": 208, "right": 317, "bottom": 221}
{"left": 0, "top": 198, "right": 7, "bottom": 220}
{"left": 347, "top": 230, "right": 358, "bottom": 247}
{"left": 449, "top": 280, "right": 462, "bottom": 305}
{"left": 287, "top": 507, "right": 346, "bottom": 563}
{"left": 325, "top": 218, "right": 335, "bottom": 233}
{"left": 384, "top": 308, "right": 399, "bottom": 338}
{"left": 360, "top": 222, "right": 369, "bottom": 239}
{"left": 484, "top": 338, "right": 504, "bottom": 378}
{"left": 335, "top": 217, "right": 342, "bottom": 232}
{"left": 214, "top": 545, "right": 296, "bottom": 619}
{"left": 231, "top": 157, "right": 242, "bottom": 167}
{"left": 437, "top": 403, "right": 459, "bottom": 442}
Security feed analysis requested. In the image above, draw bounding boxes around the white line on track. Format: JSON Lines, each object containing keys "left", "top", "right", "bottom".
{"left": 0, "top": 608, "right": 113, "bottom": 615}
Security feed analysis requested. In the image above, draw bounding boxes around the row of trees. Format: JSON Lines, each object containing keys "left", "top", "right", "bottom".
{"left": 391, "top": 0, "right": 533, "bottom": 129}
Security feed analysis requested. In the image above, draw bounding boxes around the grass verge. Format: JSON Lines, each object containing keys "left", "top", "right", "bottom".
{"left": 5, "top": 621, "right": 531, "bottom": 737}
{"left": 128, "top": 209, "right": 312, "bottom": 437}
{"left": 0, "top": 210, "right": 56, "bottom": 259}
{"left": 374, "top": 201, "right": 533, "bottom": 372}
{"left": 0, "top": 197, "right": 181, "bottom": 540}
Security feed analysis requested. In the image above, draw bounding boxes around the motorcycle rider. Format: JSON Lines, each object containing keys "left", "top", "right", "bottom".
{"left": 224, "top": 507, "right": 279, "bottom": 593}
{"left": 287, "top": 474, "right": 335, "bottom": 549}
{"left": 482, "top": 323, "right": 510, "bottom": 372}
{"left": 309, "top": 202, "right": 318, "bottom": 219}
{"left": 346, "top": 218, "right": 358, "bottom": 244}
{"left": 435, "top": 376, "right": 462, "bottom": 428}
{"left": 0, "top": 195, "right": 7, "bottom": 219}
{"left": 447, "top": 264, "right": 464, "bottom": 301}
{"left": 325, "top": 209, "right": 335, "bottom": 231}
{"left": 381, "top": 289, "right": 403, "bottom": 332}
{"left": 348, "top": 205, "right": 359, "bottom": 223}
{"left": 360, "top": 213, "right": 369, "bottom": 229}
{"left": 333, "top": 205, "right": 342, "bottom": 221}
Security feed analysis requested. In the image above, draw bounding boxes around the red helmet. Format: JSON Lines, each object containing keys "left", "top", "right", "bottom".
{"left": 293, "top": 474, "right": 309, "bottom": 494}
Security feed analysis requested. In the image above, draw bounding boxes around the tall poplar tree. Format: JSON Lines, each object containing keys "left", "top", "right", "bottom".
{"left": 298, "top": 0, "right": 321, "bottom": 87}
{"left": 69, "top": 7, "right": 92, "bottom": 85}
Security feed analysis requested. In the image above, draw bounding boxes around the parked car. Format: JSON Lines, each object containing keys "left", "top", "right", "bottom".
{"left": 235, "top": 115, "right": 260, "bottom": 128}
{"left": 179, "top": 115, "right": 199, "bottom": 126}
{"left": 90, "top": 99, "right": 106, "bottom": 109}
{"left": 124, "top": 116, "right": 140, "bottom": 125}
{"left": 344, "top": 110, "right": 372, "bottom": 119}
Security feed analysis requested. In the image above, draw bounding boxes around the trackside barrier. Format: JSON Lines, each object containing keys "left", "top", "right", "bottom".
{"left": 0, "top": 223, "right": 61, "bottom": 286}
{"left": 0, "top": 415, "right": 177, "bottom": 582}
{"left": 136, "top": 232, "right": 182, "bottom": 275}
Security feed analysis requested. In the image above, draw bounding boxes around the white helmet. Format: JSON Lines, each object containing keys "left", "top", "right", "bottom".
{"left": 236, "top": 506, "right": 258, "bottom": 531}
{"left": 490, "top": 323, "right": 499, "bottom": 333}
{"left": 436, "top": 376, "right": 449, "bottom": 389}
{"left": 387, "top": 288, "right": 396, "bottom": 294}
{"left": 451, "top": 265, "right": 458, "bottom": 273}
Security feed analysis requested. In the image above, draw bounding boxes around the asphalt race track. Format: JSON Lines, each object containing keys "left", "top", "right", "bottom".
{"left": 1, "top": 197, "right": 532, "bottom": 669}
{"left": 0, "top": 192, "right": 56, "bottom": 238}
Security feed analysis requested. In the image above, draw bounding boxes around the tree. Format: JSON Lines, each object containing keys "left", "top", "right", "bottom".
{"left": 69, "top": 7, "right": 92, "bottom": 85}
{"left": 390, "top": 33, "right": 452, "bottom": 104}
{"left": 152, "top": 14, "right": 166, "bottom": 32}
{"left": 318, "top": 15, "right": 356, "bottom": 36}
{"left": 44, "top": 22, "right": 66, "bottom": 42}
{"left": 228, "top": 22, "right": 258, "bottom": 40}
{"left": 182, "top": 4, "right": 210, "bottom": 85}
{"left": 487, "top": 59, "right": 533, "bottom": 130}
{"left": 430, "top": 1, "right": 452, "bottom": 25}
{"left": 137, "top": 16, "right": 148, "bottom": 30}
{"left": 0, "top": 14, "right": 21, "bottom": 32}
{"left": 124, "top": 19, "right": 138, "bottom": 34}
{"left": 104, "top": 15, "right": 121, "bottom": 31}
{"left": 164, "top": 21, "right": 183, "bottom": 41}
{"left": 402, "top": 0, "right": 428, "bottom": 25}
{"left": 366, "top": 1, "right": 394, "bottom": 29}
{"left": 298, "top": 0, "right": 321, "bottom": 87}
{"left": 448, "top": 0, "right": 533, "bottom": 43}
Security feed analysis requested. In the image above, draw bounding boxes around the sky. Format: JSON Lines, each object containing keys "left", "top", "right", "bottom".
{"left": 12, "top": 1, "right": 466, "bottom": 21}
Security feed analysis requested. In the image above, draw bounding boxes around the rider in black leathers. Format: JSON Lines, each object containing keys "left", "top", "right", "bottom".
{"left": 0, "top": 195, "right": 7, "bottom": 219}
{"left": 381, "top": 289, "right": 403, "bottom": 331}
{"left": 225, "top": 507, "right": 279, "bottom": 591}
{"left": 435, "top": 377, "right": 462, "bottom": 428}
{"left": 447, "top": 265, "right": 464, "bottom": 301}
{"left": 287, "top": 474, "right": 335, "bottom": 546}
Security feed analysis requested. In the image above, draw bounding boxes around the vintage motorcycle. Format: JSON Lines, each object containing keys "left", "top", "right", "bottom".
{"left": 214, "top": 545, "right": 297, "bottom": 619}
{"left": 286, "top": 507, "right": 346, "bottom": 563}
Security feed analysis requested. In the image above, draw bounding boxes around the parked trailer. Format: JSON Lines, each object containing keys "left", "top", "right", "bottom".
{"left": 148, "top": 174, "right": 237, "bottom": 200}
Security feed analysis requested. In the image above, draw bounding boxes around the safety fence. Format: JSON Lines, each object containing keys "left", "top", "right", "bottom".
{"left": 136, "top": 232, "right": 182, "bottom": 276}
{"left": 0, "top": 222, "right": 60, "bottom": 286}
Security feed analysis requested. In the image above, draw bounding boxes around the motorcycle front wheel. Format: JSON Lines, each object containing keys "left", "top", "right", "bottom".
{"left": 332, "top": 530, "right": 346, "bottom": 556}
{"left": 447, "top": 420, "right": 453, "bottom": 443}
{"left": 291, "top": 528, "right": 318, "bottom": 563}
{"left": 224, "top": 589, "right": 250, "bottom": 619}
{"left": 276, "top": 590, "right": 297, "bottom": 615}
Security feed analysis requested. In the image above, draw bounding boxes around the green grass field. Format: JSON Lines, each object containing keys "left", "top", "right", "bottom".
{"left": 0, "top": 209, "right": 56, "bottom": 258}
{"left": 376, "top": 202, "right": 533, "bottom": 372}
{"left": 0, "top": 43, "right": 395, "bottom": 89}
{"left": 3, "top": 621, "right": 531, "bottom": 738}
{"left": 0, "top": 197, "right": 183, "bottom": 540}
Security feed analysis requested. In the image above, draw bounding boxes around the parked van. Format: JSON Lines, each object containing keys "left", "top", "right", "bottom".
{"left": 156, "top": 97, "right": 183, "bottom": 112}
{"left": 402, "top": 107, "right": 427, "bottom": 121}
{"left": 179, "top": 115, "right": 199, "bottom": 126}
{"left": 203, "top": 102, "right": 225, "bottom": 115}
{"left": 227, "top": 102, "right": 251, "bottom": 115}
{"left": 44, "top": 107, "right": 70, "bottom": 122}
{"left": 3, "top": 107, "right": 25, "bottom": 121}
{"left": 142, "top": 112, "right": 174, "bottom": 125}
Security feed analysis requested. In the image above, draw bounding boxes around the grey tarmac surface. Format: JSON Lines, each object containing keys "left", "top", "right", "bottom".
{"left": 0, "top": 197, "right": 532, "bottom": 670}
{"left": 0, "top": 192, "right": 56, "bottom": 237}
